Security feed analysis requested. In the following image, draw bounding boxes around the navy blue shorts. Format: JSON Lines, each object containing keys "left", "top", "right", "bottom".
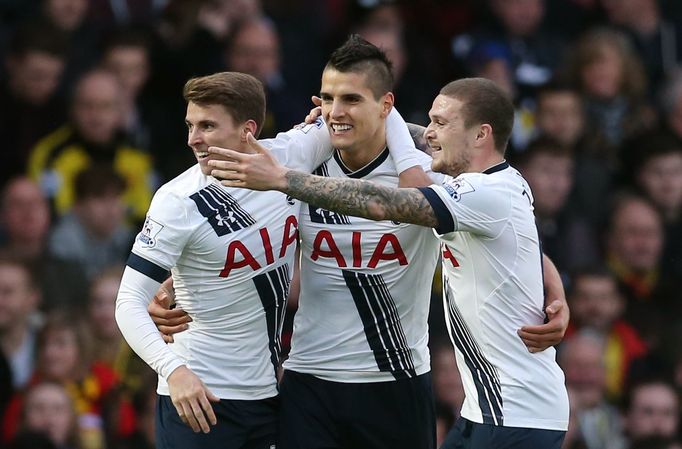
{"left": 440, "top": 418, "right": 565, "bottom": 449}
{"left": 155, "top": 394, "right": 278, "bottom": 449}
{"left": 278, "top": 369, "right": 436, "bottom": 449}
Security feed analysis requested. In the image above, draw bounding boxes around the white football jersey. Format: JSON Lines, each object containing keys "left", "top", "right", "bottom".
{"left": 419, "top": 161, "right": 569, "bottom": 431}
{"left": 116, "top": 124, "right": 332, "bottom": 400}
{"left": 284, "top": 147, "right": 441, "bottom": 382}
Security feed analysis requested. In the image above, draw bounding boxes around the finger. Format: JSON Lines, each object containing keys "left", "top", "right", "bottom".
{"left": 162, "top": 333, "right": 174, "bottom": 343}
{"left": 198, "top": 392, "right": 218, "bottom": 427}
{"left": 545, "top": 299, "right": 563, "bottom": 315}
{"left": 220, "top": 179, "right": 245, "bottom": 188}
{"left": 211, "top": 169, "right": 244, "bottom": 181}
{"left": 158, "top": 323, "right": 190, "bottom": 335}
{"left": 190, "top": 398, "right": 211, "bottom": 433}
{"left": 208, "top": 159, "right": 240, "bottom": 170}
{"left": 519, "top": 323, "right": 559, "bottom": 335}
{"left": 246, "top": 132, "right": 268, "bottom": 154}
{"left": 151, "top": 312, "right": 191, "bottom": 326}
{"left": 207, "top": 146, "right": 243, "bottom": 160}
{"left": 311, "top": 95, "right": 321, "bottom": 106}
{"left": 181, "top": 402, "right": 201, "bottom": 432}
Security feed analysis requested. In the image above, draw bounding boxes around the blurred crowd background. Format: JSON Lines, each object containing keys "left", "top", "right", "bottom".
{"left": 0, "top": 0, "right": 682, "bottom": 448}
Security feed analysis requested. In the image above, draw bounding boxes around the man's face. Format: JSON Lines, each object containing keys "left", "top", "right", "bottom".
{"left": 103, "top": 46, "right": 149, "bottom": 99}
{"left": 186, "top": 102, "right": 244, "bottom": 176}
{"left": 492, "top": 0, "right": 544, "bottom": 37}
{"left": 0, "top": 264, "right": 36, "bottom": 332}
{"left": 8, "top": 51, "right": 64, "bottom": 106}
{"left": 88, "top": 276, "right": 120, "bottom": 339}
{"left": 320, "top": 68, "right": 390, "bottom": 156}
{"left": 536, "top": 92, "right": 584, "bottom": 147}
{"left": 425, "top": 95, "right": 477, "bottom": 176}
{"left": 608, "top": 200, "right": 663, "bottom": 271}
{"left": 521, "top": 153, "right": 574, "bottom": 217}
{"left": 627, "top": 384, "right": 679, "bottom": 439}
{"left": 227, "top": 22, "right": 279, "bottom": 84}
{"left": 570, "top": 275, "right": 622, "bottom": 332}
{"left": 1, "top": 178, "right": 50, "bottom": 243}
{"left": 77, "top": 194, "right": 125, "bottom": 239}
{"left": 72, "top": 73, "right": 122, "bottom": 145}
{"left": 638, "top": 153, "right": 682, "bottom": 214}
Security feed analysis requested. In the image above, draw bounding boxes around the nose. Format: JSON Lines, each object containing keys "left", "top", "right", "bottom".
{"left": 424, "top": 123, "right": 436, "bottom": 140}
{"left": 329, "top": 100, "right": 345, "bottom": 120}
{"left": 188, "top": 127, "right": 201, "bottom": 146}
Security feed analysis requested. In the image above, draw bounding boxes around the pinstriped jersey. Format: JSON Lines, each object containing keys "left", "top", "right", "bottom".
{"left": 419, "top": 161, "right": 569, "bottom": 431}
{"left": 117, "top": 124, "right": 332, "bottom": 400}
{"left": 284, "top": 148, "right": 441, "bottom": 382}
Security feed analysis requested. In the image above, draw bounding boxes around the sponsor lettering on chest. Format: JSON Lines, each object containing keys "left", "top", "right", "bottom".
{"left": 310, "top": 230, "right": 408, "bottom": 268}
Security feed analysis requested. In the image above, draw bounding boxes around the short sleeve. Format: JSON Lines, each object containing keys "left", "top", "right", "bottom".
{"left": 418, "top": 174, "right": 511, "bottom": 237}
{"left": 130, "top": 188, "right": 195, "bottom": 277}
{"left": 260, "top": 118, "right": 333, "bottom": 173}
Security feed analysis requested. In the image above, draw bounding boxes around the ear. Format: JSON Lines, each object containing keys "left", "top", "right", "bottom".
{"left": 475, "top": 123, "right": 493, "bottom": 147}
{"left": 240, "top": 119, "right": 259, "bottom": 141}
{"left": 380, "top": 92, "right": 394, "bottom": 118}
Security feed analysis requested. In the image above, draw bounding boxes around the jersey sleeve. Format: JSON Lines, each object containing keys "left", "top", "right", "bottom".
{"left": 130, "top": 187, "right": 194, "bottom": 274}
{"left": 260, "top": 117, "right": 333, "bottom": 173}
{"left": 116, "top": 187, "right": 195, "bottom": 380}
{"left": 417, "top": 174, "right": 511, "bottom": 237}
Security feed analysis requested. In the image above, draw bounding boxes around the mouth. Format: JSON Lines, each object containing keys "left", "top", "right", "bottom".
{"left": 330, "top": 123, "right": 353, "bottom": 134}
{"left": 194, "top": 150, "right": 209, "bottom": 159}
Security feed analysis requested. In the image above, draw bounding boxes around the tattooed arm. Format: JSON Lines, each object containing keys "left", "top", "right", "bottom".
{"left": 207, "top": 133, "right": 440, "bottom": 228}
{"left": 285, "top": 171, "right": 439, "bottom": 227}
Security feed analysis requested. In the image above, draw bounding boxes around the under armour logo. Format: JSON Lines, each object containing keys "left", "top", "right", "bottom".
{"left": 215, "top": 210, "right": 237, "bottom": 226}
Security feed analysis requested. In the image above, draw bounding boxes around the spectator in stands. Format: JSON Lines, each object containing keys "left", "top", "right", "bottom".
{"left": 601, "top": 0, "right": 682, "bottom": 94}
{"left": 623, "top": 378, "right": 680, "bottom": 443}
{"left": 533, "top": 82, "right": 613, "bottom": 227}
{"left": 559, "top": 331, "right": 625, "bottom": 449}
{"left": 515, "top": 137, "right": 598, "bottom": 272}
{"left": 100, "top": 29, "right": 152, "bottom": 150}
{"left": 224, "top": 16, "right": 307, "bottom": 137}
{"left": 605, "top": 193, "right": 680, "bottom": 347}
{"left": 0, "top": 22, "right": 67, "bottom": 182}
{"left": 0, "top": 177, "right": 88, "bottom": 312}
{"left": 451, "top": 0, "right": 565, "bottom": 99}
{"left": 48, "top": 167, "right": 133, "bottom": 280}
{"left": 564, "top": 27, "right": 654, "bottom": 150}
{"left": 87, "top": 266, "right": 151, "bottom": 396}
{"left": 27, "top": 69, "right": 155, "bottom": 224}
{"left": 17, "top": 382, "right": 78, "bottom": 449}
{"left": 628, "top": 131, "right": 682, "bottom": 277}
{"left": 566, "top": 266, "right": 647, "bottom": 400}
{"left": 2, "top": 312, "right": 134, "bottom": 447}
{"left": 0, "top": 255, "right": 40, "bottom": 390}
{"left": 430, "top": 338, "right": 464, "bottom": 419}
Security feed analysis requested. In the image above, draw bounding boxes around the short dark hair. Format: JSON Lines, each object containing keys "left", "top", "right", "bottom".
{"left": 74, "top": 166, "right": 126, "bottom": 201}
{"left": 325, "top": 34, "right": 394, "bottom": 99}
{"left": 513, "top": 136, "right": 572, "bottom": 167}
{"left": 439, "top": 78, "right": 514, "bottom": 154}
{"left": 8, "top": 21, "right": 67, "bottom": 60}
{"left": 183, "top": 72, "right": 266, "bottom": 138}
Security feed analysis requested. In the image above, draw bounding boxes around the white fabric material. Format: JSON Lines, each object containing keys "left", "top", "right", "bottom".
{"left": 424, "top": 163, "right": 569, "bottom": 431}
{"left": 116, "top": 124, "right": 332, "bottom": 400}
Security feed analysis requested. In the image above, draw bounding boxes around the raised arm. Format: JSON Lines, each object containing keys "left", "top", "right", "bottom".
{"left": 208, "top": 133, "right": 439, "bottom": 228}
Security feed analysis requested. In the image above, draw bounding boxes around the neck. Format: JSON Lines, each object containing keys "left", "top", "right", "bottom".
{"left": 0, "top": 324, "right": 28, "bottom": 356}
{"left": 6, "top": 239, "right": 44, "bottom": 259}
{"left": 337, "top": 127, "right": 387, "bottom": 171}
{"left": 470, "top": 150, "right": 505, "bottom": 174}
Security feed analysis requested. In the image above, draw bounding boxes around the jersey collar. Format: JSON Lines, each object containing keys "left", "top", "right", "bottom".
{"left": 482, "top": 160, "right": 509, "bottom": 174}
{"left": 333, "top": 147, "right": 389, "bottom": 178}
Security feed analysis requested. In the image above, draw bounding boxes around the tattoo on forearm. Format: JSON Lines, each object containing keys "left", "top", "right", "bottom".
{"left": 285, "top": 171, "right": 439, "bottom": 227}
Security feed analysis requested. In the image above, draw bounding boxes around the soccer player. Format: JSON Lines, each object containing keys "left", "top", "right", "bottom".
{"left": 114, "top": 72, "right": 333, "bottom": 449}
{"left": 209, "top": 77, "right": 570, "bottom": 448}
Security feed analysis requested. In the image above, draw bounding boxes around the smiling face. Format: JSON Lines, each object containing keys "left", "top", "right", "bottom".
{"left": 320, "top": 67, "right": 392, "bottom": 168}
{"left": 425, "top": 94, "right": 478, "bottom": 176}
{"left": 186, "top": 101, "right": 250, "bottom": 176}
